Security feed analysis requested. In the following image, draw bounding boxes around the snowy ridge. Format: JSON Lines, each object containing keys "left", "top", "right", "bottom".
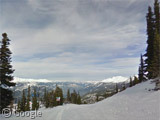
{"left": 101, "top": 76, "right": 128, "bottom": 83}
{"left": 13, "top": 77, "right": 52, "bottom": 83}
{"left": 13, "top": 76, "right": 129, "bottom": 84}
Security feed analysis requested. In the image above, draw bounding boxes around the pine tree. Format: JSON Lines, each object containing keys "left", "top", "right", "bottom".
{"left": 77, "top": 95, "right": 81, "bottom": 104}
{"left": 26, "top": 86, "right": 31, "bottom": 111}
{"left": 149, "top": 30, "right": 160, "bottom": 78}
{"left": 144, "top": 0, "right": 160, "bottom": 79}
{"left": 53, "top": 91, "right": 57, "bottom": 107}
{"left": 48, "top": 90, "right": 55, "bottom": 107}
{"left": 71, "top": 90, "right": 77, "bottom": 104}
{"left": 77, "top": 92, "right": 81, "bottom": 104}
{"left": 154, "top": 0, "right": 160, "bottom": 33}
{"left": 32, "top": 88, "right": 38, "bottom": 110}
{"left": 43, "top": 86, "right": 64, "bottom": 108}
{"left": 138, "top": 54, "right": 146, "bottom": 82}
{"left": 17, "top": 100, "right": 21, "bottom": 112}
{"left": 20, "top": 90, "right": 26, "bottom": 111}
{"left": 133, "top": 76, "right": 139, "bottom": 85}
{"left": 129, "top": 77, "right": 133, "bottom": 87}
{"left": 122, "top": 82, "right": 126, "bottom": 91}
{"left": 96, "top": 94, "right": 99, "bottom": 102}
{"left": 0, "top": 33, "right": 15, "bottom": 112}
{"left": 43, "top": 88, "right": 46, "bottom": 104}
{"left": 144, "top": 6, "right": 155, "bottom": 79}
{"left": 59, "top": 88, "right": 63, "bottom": 105}
{"left": 43, "top": 88, "right": 49, "bottom": 108}
{"left": 37, "top": 101, "right": 39, "bottom": 109}
{"left": 115, "top": 83, "right": 118, "bottom": 93}
{"left": 67, "top": 89, "right": 71, "bottom": 102}
{"left": 55, "top": 86, "right": 63, "bottom": 105}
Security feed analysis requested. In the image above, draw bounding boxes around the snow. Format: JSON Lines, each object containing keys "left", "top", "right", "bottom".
{"left": 1, "top": 80, "right": 160, "bottom": 120}
{"left": 13, "top": 77, "right": 52, "bottom": 83}
{"left": 101, "top": 76, "right": 128, "bottom": 83}
{"left": 13, "top": 76, "right": 129, "bottom": 84}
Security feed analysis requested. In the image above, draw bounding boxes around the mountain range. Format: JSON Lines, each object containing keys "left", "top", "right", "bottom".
{"left": 12, "top": 76, "right": 130, "bottom": 103}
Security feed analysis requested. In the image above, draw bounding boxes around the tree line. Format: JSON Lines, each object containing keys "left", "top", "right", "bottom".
{"left": 43, "top": 85, "right": 63, "bottom": 108}
{"left": 16, "top": 85, "right": 83, "bottom": 111}
{"left": 17, "top": 86, "right": 40, "bottom": 112}
{"left": 43, "top": 87, "right": 82, "bottom": 108}
{"left": 66, "top": 89, "right": 82, "bottom": 104}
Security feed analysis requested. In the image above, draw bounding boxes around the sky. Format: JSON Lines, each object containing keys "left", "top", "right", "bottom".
{"left": 0, "top": 0, "right": 154, "bottom": 81}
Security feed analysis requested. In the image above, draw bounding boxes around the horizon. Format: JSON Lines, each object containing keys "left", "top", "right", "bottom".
{"left": 0, "top": 0, "right": 154, "bottom": 81}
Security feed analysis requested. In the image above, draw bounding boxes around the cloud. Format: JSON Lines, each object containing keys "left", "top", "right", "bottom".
{"left": 0, "top": 0, "right": 154, "bottom": 81}
{"left": 13, "top": 55, "right": 139, "bottom": 81}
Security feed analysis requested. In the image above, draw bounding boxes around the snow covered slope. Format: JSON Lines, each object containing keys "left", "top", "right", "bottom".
{"left": 1, "top": 80, "right": 160, "bottom": 120}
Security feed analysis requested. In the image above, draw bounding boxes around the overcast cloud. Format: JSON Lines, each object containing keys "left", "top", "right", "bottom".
{"left": 0, "top": 0, "right": 154, "bottom": 81}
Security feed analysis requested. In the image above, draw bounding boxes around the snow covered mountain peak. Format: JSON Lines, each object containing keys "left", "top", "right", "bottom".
{"left": 101, "top": 76, "right": 128, "bottom": 83}
{"left": 13, "top": 77, "right": 52, "bottom": 83}
{"left": 13, "top": 76, "right": 129, "bottom": 84}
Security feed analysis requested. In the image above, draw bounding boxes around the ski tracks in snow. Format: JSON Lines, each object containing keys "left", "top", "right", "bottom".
{"left": 55, "top": 107, "right": 64, "bottom": 120}
{"left": 55, "top": 105, "right": 69, "bottom": 120}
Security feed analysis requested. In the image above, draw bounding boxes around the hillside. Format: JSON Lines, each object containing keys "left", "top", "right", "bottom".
{"left": 1, "top": 80, "right": 159, "bottom": 120}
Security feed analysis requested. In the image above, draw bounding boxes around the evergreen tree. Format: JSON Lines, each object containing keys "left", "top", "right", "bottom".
{"left": 149, "top": 31, "right": 160, "bottom": 78}
{"left": 26, "top": 86, "right": 31, "bottom": 111}
{"left": 144, "top": 6, "right": 155, "bottom": 79}
{"left": 48, "top": 90, "right": 55, "bottom": 107}
{"left": 96, "top": 94, "right": 99, "bottom": 102}
{"left": 20, "top": 90, "right": 26, "bottom": 111}
{"left": 43, "top": 86, "right": 64, "bottom": 108}
{"left": 46, "top": 93, "right": 50, "bottom": 108}
{"left": 138, "top": 54, "right": 146, "bottom": 82}
{"left": 17, "top": 100, "right": 21, "bottom": 112}
{"left": 129, "top": 77, "right": 133, "bottom": 87}
{"left": 71, "top": 90, "right": 78, "bottom": 104}
{"left": 32, "top": 88, "right": 38, "bottom": 110}
{"left": 0, "top": 33, "right": 15, "bottom": 112}
{"left": 133, "top": 76, "right": 139, "bottom": 85}
{"left": 55, "top": 86, "right": 63, "bottom": 105}
{"left": 53, "top": 91, "right": 57, "bottom": 107}
{"left": 44, "top": 89, "right": 49, "bottom": 108}
{"left": 59, "top": 88, "right": 63, "bottom": 105}
{"left": 115, "top": 83, "right": 118, "bottom": 93}
{"left": 43, "top": 88, "right": 50, "bottom": 108}
{"left": 83, "top": 101, "right": 87, "bottom": 104}
{"left": 77, "top": 92, "right": 81, "bottom": 104}
{"left": 43, "top": 88, "right": 47, "bottom": 104}
{"left": 144, "top": 0, "right": 160, "bottom": 79}
{"left": 77, "top": 95, "right": 81, "bottom": 104}
{"left": 154, "top": 0, "right": 160, "bottom": 33}
{"left": 122, "top": 82, "right": 126, "bottom": 91}
{"left": 37, "top": 101, "right": 39, "bottom": 109}
{"left": 67, "top": 89, "right": 71, "bottom": 102}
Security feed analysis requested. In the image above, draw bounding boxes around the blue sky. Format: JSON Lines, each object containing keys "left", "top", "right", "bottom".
{"left": 0, "top": 0, "right": 154, "bottom": 81}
